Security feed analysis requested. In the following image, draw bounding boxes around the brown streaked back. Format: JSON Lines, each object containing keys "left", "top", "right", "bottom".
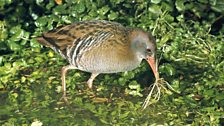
{"left": 36, "top": 20, "right": 127, "bottom": 58}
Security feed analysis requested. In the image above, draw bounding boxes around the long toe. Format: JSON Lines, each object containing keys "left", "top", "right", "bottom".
{"left": 60, "top": 95, "right": 70, "bottom": 105}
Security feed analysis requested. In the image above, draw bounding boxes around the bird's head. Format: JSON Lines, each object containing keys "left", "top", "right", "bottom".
{"left": 130, "top": 29, "right": 159, "bottom": 79}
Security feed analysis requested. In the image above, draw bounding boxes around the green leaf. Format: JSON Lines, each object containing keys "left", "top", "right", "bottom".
{"left": 108, "top": 12, "right": 118, "bottom": 20}
{"left": 0, "top": 21, "right": 8, "bottom": 41}
{"left": 30, "top": 38, "right": 41, "bottom": 48}
{"left": 198, "top": 0, "right": 208, "bottom": 4}
{"left": 53, "top": 5, "right": 68, "bottom": 15}
{"left": 160, "top": 33, "right": 171, "bottom": 44}
{"left": 35, "top": 17, "right": 48, "bottom": 27}
{"left": 0, "top": 56, "right": 3, "bottom": 66}
{"left": 97, "top": 6, "right": 110, "bottom": 15}
{"left": 175, "top": 0, "right": 186, "bottom": 11}
{"left": 164, "top": 14, "right": 174, "bottom": 22}
{"left": 7, "top": 41, "right": 21, "bottom": 51}
{"left": 128, "top": 81, "right": 140, "bottom": 90}
{"left": 36, "top": 0, "right": 44, "bottom": 5}
{"left": 0, "top": 0, "right": 12, "bottom": 7}
{"left": 46, "top": 0, "right": 55, "bottom": 10}
{"left": 151, "top": 0, "right": 161, "bottom": 4}
{"left": 118, "top": 78, "right": 126, "bottom": 86}
{"left": 215, "top": 93, "right": 224, "bottom": 101}
{"left": 74, "top": 2, "right": 86, "bottom": 13}
{"left": 159, "top": 63, "right": 176, "bottom": 76}
{"left": 148, "top": 4, "right": 162, "bottom": 14}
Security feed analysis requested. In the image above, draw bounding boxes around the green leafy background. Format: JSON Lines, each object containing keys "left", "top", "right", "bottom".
{"left": 0, "top": 0, "right": 224, "bottom": 125}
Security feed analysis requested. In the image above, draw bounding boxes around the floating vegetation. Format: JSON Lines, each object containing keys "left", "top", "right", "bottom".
{"left": 142, "top": 78, "right": 177, "bottom": 109}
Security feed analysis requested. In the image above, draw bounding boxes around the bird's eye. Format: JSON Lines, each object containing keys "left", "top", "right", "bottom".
{"left": 146, "top": 48, "right": 151, "bottom": 52}
{"left": 146, "top": 48, "right": 152, "bottom": 56}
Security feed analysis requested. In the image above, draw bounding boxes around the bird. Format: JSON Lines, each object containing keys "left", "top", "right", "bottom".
{"left": 36, "top": 20, "right": 159, "bottom": 99}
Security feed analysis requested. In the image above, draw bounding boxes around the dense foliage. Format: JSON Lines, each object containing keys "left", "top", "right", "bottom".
{"left": 0, "top": 0, "right": 223, "bottom": 125}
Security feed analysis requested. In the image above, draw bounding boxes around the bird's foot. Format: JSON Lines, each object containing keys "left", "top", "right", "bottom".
{"left": 86, "top": 90, "right": 111, "bottom": 103}
{"left": 91, "top": 97, "right": 111, "bottom": 103}
{"left": 60, "top": 94, "right": 70, "bottom": 105}
{"left": 76, "top": 82, "right": 93, "bottom": 94}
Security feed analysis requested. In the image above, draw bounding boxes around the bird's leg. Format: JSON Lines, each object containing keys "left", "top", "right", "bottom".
{"left": 61, "top": 65, "right": 76, "bottom": 101}
{"left": 87, "top": 73, "right": 99, "bottom": 89}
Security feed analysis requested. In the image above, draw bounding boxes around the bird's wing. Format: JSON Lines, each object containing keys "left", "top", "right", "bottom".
{"left": 36, "top": 20, "right": 120, "bottom": 58}
{"left": 66, "top": 30, "right": 114, "bottom": 65}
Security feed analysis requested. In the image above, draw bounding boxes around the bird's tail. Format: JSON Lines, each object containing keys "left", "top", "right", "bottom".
{"left": 36, "top": 37, "right": 52, "bottom": 47}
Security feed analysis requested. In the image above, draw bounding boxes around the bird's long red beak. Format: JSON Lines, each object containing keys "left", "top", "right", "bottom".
{"left": 147, "top": 56, "right": 159, "bottom": 80}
